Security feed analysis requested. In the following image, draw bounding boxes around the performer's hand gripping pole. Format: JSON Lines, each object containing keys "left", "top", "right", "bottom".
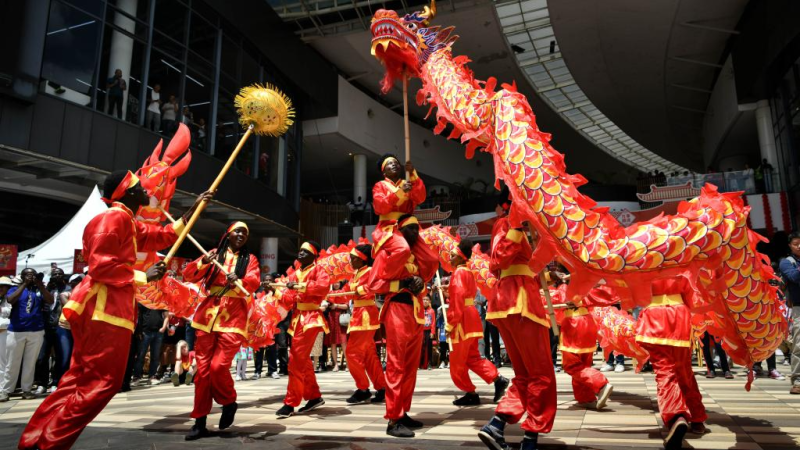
{"left": 159, "top": 207, "right": 250, "bottom": 296}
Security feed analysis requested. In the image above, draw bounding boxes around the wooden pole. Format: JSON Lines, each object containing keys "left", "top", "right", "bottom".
{"left": 327, "top": 291, "right": 355, "bottom": 298}
{"left": 159, "top": 207, "right": 250, "bottom": 296}
{"left": 164, "top": 124, "right": 255, "bottom": 264}
{"left": 539, "top": 272, "right": 560, "bottom": 336}
{"left": 436, "top": 270, "right": 453, "bottom": 351}
{"left": 403, "top": 76, "right": 411, "bottom": 181}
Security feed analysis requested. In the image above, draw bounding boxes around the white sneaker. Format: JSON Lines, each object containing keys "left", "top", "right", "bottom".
{"left": 272, "top": 372, "right": 281, "bottom": 379}
{"left": 48, "top": 386, "right": 57, "bottom": 394}
{"left": 600, "top": 363, "right": 614, "bottom": 372}
{"left": 439, "top": 362, "right": 445, "bottom": 369}
{"left": 235, "top": 376, "right": 242, "bottom": 381}
{"left": 34, "top": 386, "right": 46, "bottom": 395}
{"left": 614, "top": 364, "right": 625, "bottom": 373}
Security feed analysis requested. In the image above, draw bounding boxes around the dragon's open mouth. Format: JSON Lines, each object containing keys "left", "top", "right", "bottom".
{"left": 370, "top": 12, "right": 418, "bottom": 62}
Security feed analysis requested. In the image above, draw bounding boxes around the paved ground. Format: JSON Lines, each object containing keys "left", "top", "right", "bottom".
{"left": 1, "top": 356, "right": 799, "bottom": 450}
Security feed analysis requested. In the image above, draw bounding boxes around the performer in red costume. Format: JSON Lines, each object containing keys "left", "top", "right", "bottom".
{"left": 478, "top": 198, "right": 557, "bottom": 450}
{"left": 371, "top": 154, "right": 425, "bottom": 276}
{"left": 369, "top": 214, "right": 438, "bottom": 438}
{"left": 633, "top": 276, "right": 707, "bottom": 450}
{"left": 19, "top": 170, "right": 211, "bottom": 450}
{"left": 182, "top": 221, "right": 260, "bottom": 440}
{"left": 344, "top": 244, "right": 387, "bottom": 405}
{"left": 446, "top": 240, "right": 508, "bottom": 406}
{"left": 553, "top": 282, "right": 613, "bottom": 410}
{"left": 275, "top": 241, "right": 331, "bottom": 418}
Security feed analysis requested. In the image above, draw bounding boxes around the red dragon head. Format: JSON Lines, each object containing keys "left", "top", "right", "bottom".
{"left": 370, "top": 0, "right": 457, "bottom": 93}
{"left": 135, "top": 123, "right": 192, "bottom": 224}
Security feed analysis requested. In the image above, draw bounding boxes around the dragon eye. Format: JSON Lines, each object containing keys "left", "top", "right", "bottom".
{"left": 406, "top": 22, "right": 417, "bottom": 30}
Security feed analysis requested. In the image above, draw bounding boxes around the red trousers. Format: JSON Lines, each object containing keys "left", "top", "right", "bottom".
{"left": 19, "top": 302, "right": 131, "bottom": 450}
{"left": 449, "top": 337, "right": 498, "bottom": 392}
{"left": 192, "top": 330, "right": 241, "bottom": 418}
{"left": 493, "top": 316, "right": 557, "bottom": 433}
{"left": 641, "top": 343, "right": 707, "bottom": 427}
{"left": 383, "top": 301, "right": 423, "bottom": 420}
{"left": 284, "top": 326, "right": 322, "bottom": 406}
{"left": 561, "top": 352, "right": 608, "bottom": 403}
{"left": 346, "top": 329, "right": 386, "bottom": 391}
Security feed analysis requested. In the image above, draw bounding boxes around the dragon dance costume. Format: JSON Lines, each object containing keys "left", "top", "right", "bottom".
{"left": 278, "top": 243, "right": 331, "bottom": 409}
{"left": 446, "top": 264, "right": 499, "bottom": 397}
{"left": 182, "top": 222, "right": 260, "bottom": 421}
{"left": 488, "top": 217, "right": 557, "bottom": 434}
{"left": 368, "top": 216, "right": 438, "bottom": 423}
{"left": 344, "top": 260, "right": 386, "bottom": 394}
{"left": 20, "top": 172, "right": 184, "bottom": 450}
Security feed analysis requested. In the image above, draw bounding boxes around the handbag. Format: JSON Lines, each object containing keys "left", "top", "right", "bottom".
{"left": 339, "top": 311, "right": 351, "bottom": 327}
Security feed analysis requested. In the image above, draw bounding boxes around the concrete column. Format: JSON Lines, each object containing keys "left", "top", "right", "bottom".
{"left": 354, "top": 154, "right": 367, "bottom": 203}
{"left": 755, "top": 99, "right": 780, "bottom": 190}
{"left": 259, "top": 237, "right": 279, "bottom": 275}
{"left": 108, "top": 0, "right": 137, "bottom": 119}
{"left": 277, "top": 137, "right": 287, "bottom": 196}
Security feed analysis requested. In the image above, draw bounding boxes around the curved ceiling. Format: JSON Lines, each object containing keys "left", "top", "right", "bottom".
{"left": 547, "top": 0, "right": 749, "bottom": 172}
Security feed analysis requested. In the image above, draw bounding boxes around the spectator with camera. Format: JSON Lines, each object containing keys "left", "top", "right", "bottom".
{"left": 780, "top": 232, "right": 800, "bottom": 394}
{"left": 0, "top": 269, "right": 54, "bottom": 401}
{"left": 34, "top": 267, "right": 71, "bottom": 394}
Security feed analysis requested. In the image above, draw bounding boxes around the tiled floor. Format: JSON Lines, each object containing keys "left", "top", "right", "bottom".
{"left": 1, "top": 357, "right": 799, "bottom": 450}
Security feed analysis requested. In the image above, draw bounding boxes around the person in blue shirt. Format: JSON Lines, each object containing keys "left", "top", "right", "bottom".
{"left": 0, "top": 268, "right": 54, "bottom": 401}
{"left": 779, "top": 232, "right": 800, "bottom": 394}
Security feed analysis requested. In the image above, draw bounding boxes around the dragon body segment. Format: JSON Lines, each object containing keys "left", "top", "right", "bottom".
{"left": 369, "top": 2, "right": 785, "bottom": 372}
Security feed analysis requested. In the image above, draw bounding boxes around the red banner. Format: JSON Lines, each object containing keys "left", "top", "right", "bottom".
{"left": 73, "top": 249, "right": 88, "bottom": 274}
{"left": 0, "top": 245, "right": 17, "bottom": 277}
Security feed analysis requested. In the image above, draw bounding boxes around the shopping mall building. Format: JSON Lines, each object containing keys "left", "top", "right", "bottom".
{"left": 0, "top": 0, "right": 799, "bottom": 273}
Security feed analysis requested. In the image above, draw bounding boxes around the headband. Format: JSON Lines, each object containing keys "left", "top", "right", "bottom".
{"left": 454, "top": 246, "right": 467, "bottom": 261}
{"left": 301, "top": 242, "right": 318, "bottom": 256}
{"left": 398, "top": 215, "right": 419, "bottom": 228}
{"left": 350, "top": 248, "right": 368, "bottom": 261}
{"left": 227, "top": 221, "right": 249, "bottom": 234}
{"left": 102, "top": 171, "right": 140, "bottom": 204}
{"left": 381, "top": 156, "right": 399, "bottom": 172}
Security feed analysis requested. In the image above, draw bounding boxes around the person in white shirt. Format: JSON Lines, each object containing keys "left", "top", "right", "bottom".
{"left": 161, "top": 94, "right": 178, "bottom": 135}
{"left": 146, "top": 84, "right": 162, "bottom": 132}
{"left": 0, "top": 276, "right": 13, "bottom": 390}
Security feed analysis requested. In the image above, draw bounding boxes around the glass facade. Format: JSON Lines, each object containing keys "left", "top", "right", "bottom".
{"left": 38, "top": 0, "right": 299, "bottom": 194}
{"left": 771, "top": 58, "right": 800, "bottom": 192}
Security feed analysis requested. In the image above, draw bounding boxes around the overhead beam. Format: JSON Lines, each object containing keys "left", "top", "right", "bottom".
{"left": 669, "top": 83, "right": 713, "bottom": 94}
{"left": 670, "top": 56, "right": 724, "bottom": 69}
{"left": 680, "top": 21, "right": 739, "bottom": 35}
{"left": 671, "top": 104, "right": 709, "bottom": 115}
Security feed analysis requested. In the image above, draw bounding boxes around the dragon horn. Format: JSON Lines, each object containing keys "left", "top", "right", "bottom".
{"left": 420, "top": 0, "right": 436, "bottom": 25}
{"left": 163, "top": 123, "right": 191, "bottom": 164}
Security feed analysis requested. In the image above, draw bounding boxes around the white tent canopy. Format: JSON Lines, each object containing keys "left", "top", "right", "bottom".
{"left": 17, "top": 186, "right": 107, "bottom": 276}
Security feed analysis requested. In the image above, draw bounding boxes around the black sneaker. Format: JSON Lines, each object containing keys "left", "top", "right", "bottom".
{"left": 664, "top": 417, "right": 688, "bottom": 450}
{"left": 398, "top": 413, "right": 423, "bottom": 429}
{"left": 219, "top": 402, "right": 237, "bottom": 430}
{"left": 298, "top": 397, "right": 325, "bottom": 414}
{"left": 478, "top": 423, "right": 510, "bottom": 450}
{"left": 346, "top": 389, "right": 372, "bottom": 405}
{"left": 185, "top": 417, "right": 211, "bottom": 441}
{"left": 185, "top": 372, "right": 194, "bottom": 385}
{"left": 453, "top": 392, "right": 481, "bottom": 406}
{"left": 520, "top": 431, "right": 538, "bottom": 450}
{"left": 276, "top": 404, "right": 295, "bottom": 418}
{"left": 386, "top": 421, "right": 415, "bottom": 438}
{"left": 493, "top": 375, "right": 509, "bottom": 403}
{"left": 372, "top": 389, "right": 386, "bottom": 403}
{"left": 171, "top": 373, "right": 180, "bottom": 387}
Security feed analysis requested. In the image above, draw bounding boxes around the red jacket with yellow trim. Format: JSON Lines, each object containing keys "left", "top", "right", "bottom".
{"left": 279, "top": 263, "right": 331, "bottom": 336}
{"left": 183, "top": 251, "right": 260, "bottom": 338}
{"left": 63, "top": 202, "right": 183, "bottom": 332}
{"left": 548, "top": 284, "right": 598, "bottom": 354}
{"left": 634, "top": 277, "right": 697, "bottom": 348}
{"left": 368, "top": 236, "right": 438, "bottom": 324}
{"left": 486, "top": 217, "right": 549, "bottom": 328}
{"left": 345, "top": 266, "right": 380, "bottom": 333}
{"left": 371, "top": 172, "right": 426, "bottom": 252}
{"left": 446, "top": 266, "right": 483, "bottom": 343}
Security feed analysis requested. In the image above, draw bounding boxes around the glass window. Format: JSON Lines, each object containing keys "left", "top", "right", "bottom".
{"left": 221, "top": 34, "right": 240, "bottom": 79}
{"left": 258, "top": 136, "right": 279, "bottom": 190}
{"left": 154, "top": 0, "right": 188, "bottom": 45}
{"left": 241, "top": 45, "right": 260, "bottom": 87}
{"left": 184, "top": 65, "right": 213, "bottom": 152}
{"left": 188, "top": 13, "right": 217, "bottom": 62}
{"left": 107, "top": 0, "right": 150, "bottom": 22}
{"left": 96, "top": 23, "right": 146, "bottom": 123}
{"left": 105, "top": 3, "right": 148, "bottom": 40}
{"left": 62, "top": 0, "right": 104, "bottom": 18}
{"left": 40, "top": 1, "right": 101, "bottom": 103}
{"left": 148, "top": 50, "right": 183, "bottom": 133}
